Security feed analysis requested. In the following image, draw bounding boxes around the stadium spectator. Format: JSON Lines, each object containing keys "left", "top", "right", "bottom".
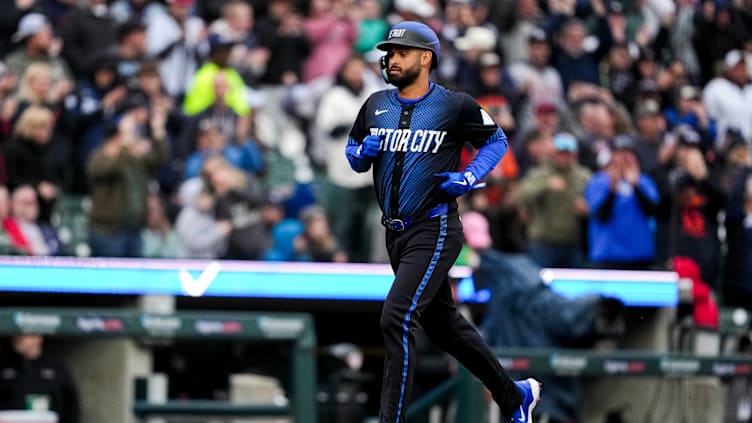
{"left": 548, "top": 0, "right": 612, "bottom": 91}
{"left": 145, "top": 0, "right": 207, "bottom": 98}
{"left": 508, "top": 28, "right": 564, "bottom": 136}
{"left": 315, "top": 54, "right": 378, "bottom": 262}
{"left": 702, "top": 49, "right": 752, "bottom": 147}
{"left": 520, "top": 132, "right": 592, "bottom": 268}
{"left": 452, "top": 25, "right": 499, "bottom": 94}
{"left": 672, "top": 256, "right": 719, "bottom": 328}
{"left": 14, "top": 61, "right": 72, "bottom": 118}
{"left": 64, "top": 55, "right": 128, "bottom": 193}
{"left": 717, "top": 130, "right": 752, "bottom": 306}
{"left": 182, "top": 119, "right": 262, "bottom": 180}
{"left": 0, "top": 184, "right": 20, "bottom": 254}
{"left": 739, "top": 179, "right": 752, "bottom": 304}
{"left": 664, "top": 84, "right": 716, "bottom": 150}
{"left": 174, "top": 155, "right": 231, "bottom": 259}
{"left": 0, "top": 60, "right": 16, "bottom": 141}
{"left": 632, "top": 99, "right": 669, "bottom": 174}
{"left": 209, "top": 159, "right": 275, "bottom": 260}
{"left": 606, "top": 40, "right": 638, "bottom": 111}
{"left": 653, "top": 126, "right": 725, "bottom": 286}
{"left": 104, "top": 19, "right": 147, "bottom": 89}
{"left": 4, "top": 13, "right": 73, "bottom": 84}
{"left": 254, "top": 0, "right": 311, "bottom": 86}
{"left": 4, "top": 105, "right": 59, "bottom": 223}
{"left": 183, "top": 32, "right": 250, "bottom": 119}
{"left": 498, "top": 0, "right": 544, "bottom": 65}
{"left": 515, "top": 128, "right": 554, "bottom": 177}
{"left": 3, "top": 184, "right": 64, "bottom": 256}
{"left": 208, "top": 0, "right": 269, "bottom": 85}
{"left": 475, "top": 79, "right": 517, "bottom": 141}
{"left": 135, "top": 61, "right": 184, "bottom": 193}
{"left": 293, "top": 204, "right": 346, "bottom": 262}
{"left": 692, "top": 0, "right": 751, "bottom": 85}
{"left": 302, "top": 0, "right": 356, "bottom": 83}
{"left": 669, "top": 0, "right": 700, "bottom": 80}
{"left": 86, "top": 107, "right": 169, "bottom": 257}
{"left": 351, "top": 0, "right": 387, "bottom": 54}
{"left": 469, "top": 211, "right": 624, "bottom": 423}
{"left": 584, "top": 135, "right": 660, "bottom": 269}
{"left": 469, "top": 52, "right": 521, "bottom": 129}
{"left": 141, "top": 192, "right": 180, "bottom": 258}
{"left": 572, "top": 96, "right": 617, "bottom": 171}
{"left": 0, "top": 334, "right": 80, "bottom": 423}
{"left": 60, "top": 0, "right": 117, "bottom": 78}
{"left": 0, "top": 0, "right": 36, "bottom": 57}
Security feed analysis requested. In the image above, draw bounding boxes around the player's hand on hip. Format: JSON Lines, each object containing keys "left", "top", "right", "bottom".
{"left": 435, "top": 171, "right": 480, "bottom": 197}
{"left": 358, "top": 135, "right": 383, "bottom": 159}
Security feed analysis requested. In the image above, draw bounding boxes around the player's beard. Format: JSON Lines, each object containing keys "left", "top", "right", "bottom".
{"left": 389, "top": 62, "right": 421, "bottom": 89}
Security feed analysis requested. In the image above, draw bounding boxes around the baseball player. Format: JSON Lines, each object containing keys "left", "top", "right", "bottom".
{"left": 345, "top": 21, "right": 541, "bottom": 423}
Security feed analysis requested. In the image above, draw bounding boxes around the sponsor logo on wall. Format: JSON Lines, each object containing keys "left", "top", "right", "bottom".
{"left": 12, "top": 312, "right": 61, "bottom": 334}
{"left": 195, "top": 320, "right": 243, "bottom": 335}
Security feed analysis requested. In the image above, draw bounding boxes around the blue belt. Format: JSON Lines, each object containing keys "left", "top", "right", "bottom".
{"left": 382, "top": 203, "right": 450, "bottom": 232}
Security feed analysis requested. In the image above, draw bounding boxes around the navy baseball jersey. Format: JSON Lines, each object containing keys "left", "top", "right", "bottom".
{"left": 348, "top": 83, "right": 507, "bottom": 218}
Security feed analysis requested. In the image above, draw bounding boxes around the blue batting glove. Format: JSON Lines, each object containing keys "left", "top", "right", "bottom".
{"left": 435, "top": 171, "right": 479, "bottom": 197}
{"left": 358, "top": 135, "right": 382, "bottom": 159}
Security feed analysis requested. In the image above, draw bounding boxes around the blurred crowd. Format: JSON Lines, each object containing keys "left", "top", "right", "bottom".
{"left": 0, "top": 0, "right": 750, "bottom": 305}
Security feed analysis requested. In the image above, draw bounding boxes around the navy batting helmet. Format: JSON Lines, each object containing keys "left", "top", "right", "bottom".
{"left": 376, "top": 21, "right": 440, "bottom": 69}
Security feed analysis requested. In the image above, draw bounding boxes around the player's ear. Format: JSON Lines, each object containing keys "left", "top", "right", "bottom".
{"left": 422, "top": 51, "right": 432, "bottom": 67}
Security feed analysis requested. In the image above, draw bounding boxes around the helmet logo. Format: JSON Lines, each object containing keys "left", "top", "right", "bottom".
{"left": 388, "top": 29, "right": 407, "bottom": 39}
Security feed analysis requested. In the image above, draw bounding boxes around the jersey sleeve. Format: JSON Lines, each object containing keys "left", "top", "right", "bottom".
{"left": 456, "top": 93, "right": 502, "bottom": 149}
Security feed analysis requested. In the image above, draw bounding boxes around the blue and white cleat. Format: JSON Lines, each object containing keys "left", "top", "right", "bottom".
{"left": 511, "top": 378, "right": 541, "bottom": 423}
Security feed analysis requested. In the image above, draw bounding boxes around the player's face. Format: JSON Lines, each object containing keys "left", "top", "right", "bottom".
{"left": 386, "top": 47, "right": 425, "bottom": 89}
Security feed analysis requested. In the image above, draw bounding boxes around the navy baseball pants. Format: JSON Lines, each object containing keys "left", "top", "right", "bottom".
{"left": 379, "top": 210, "right": 521, "bottom": 423}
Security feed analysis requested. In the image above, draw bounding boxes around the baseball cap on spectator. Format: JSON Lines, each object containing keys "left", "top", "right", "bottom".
{"left": 612, "top": 134, "right": 636, "bottom": 151}
{"left": 116, "top": 91, "right": 148, "bottom": 114}
{"left": 607, "top": 1, "right": 624, "bottom": 14}
{"left": 724, "top": 49, "right": 745, "bottom": 70}
{"left": 478, "top": 52, "right": 501, "bottom": 68}
{"left": 166, "top": 0, "right": 194, "bottom": 6}
{"left": 678, "top": 84, "right": 700, "bottom": 101}
{"left": 394, "top": 0, "right": 435, "bottom": 18}
{"left": 12, "top": 13, "right": 49, "bottom": 43}
{"left": 197, "top": 118, "right": 220, "bottom": 134}
{"left": 455, "top": 26, "right": 496, "bottom": 51}
{"left": 528, "top": 27, "right": 548, "bottom": 44}
{"left": 634, "top": 99, "right": 661, "bottom": 118}
{"left": 90, "top": 53, "right": 118, "bottom": 73}
{"left": 554, "top": 132, "right": 578, "bottom": 151}
{"left": 536, "top": 102, "right": 557, "bottom": 115}
{"left": 117, "top": 19, "right": 146, "bottom": 43}
{"left": 208, "top": 31, "right": 239, "bottom": 50}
